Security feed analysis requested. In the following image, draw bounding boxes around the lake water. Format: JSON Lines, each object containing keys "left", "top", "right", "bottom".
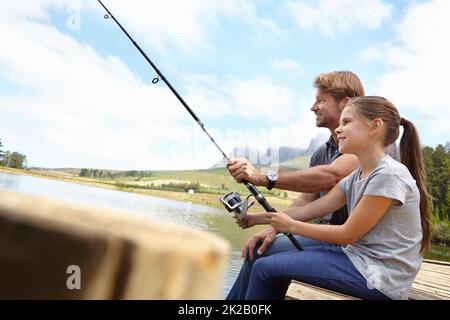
{"left": 0, "top": 172, "right": 263, "bottom": 298}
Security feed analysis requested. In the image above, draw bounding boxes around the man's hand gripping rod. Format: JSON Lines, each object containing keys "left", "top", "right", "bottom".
{"left": 97, "top": 0, "right": 303, "bottom": 251}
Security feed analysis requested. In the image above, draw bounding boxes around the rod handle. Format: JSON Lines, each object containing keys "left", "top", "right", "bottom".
{"left": 244, "top": 181, "right": 303, "bottom": 251}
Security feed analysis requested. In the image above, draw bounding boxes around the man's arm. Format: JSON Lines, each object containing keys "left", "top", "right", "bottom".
{"left": 227, "top": 154, "right": 359, "bottom": 193}
{"left": 289, "top": 192, "right": 319, "bottom": 208}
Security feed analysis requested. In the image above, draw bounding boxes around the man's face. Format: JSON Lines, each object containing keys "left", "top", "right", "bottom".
{"left": 310, "top": 90, "right": 343, "bottom": 129}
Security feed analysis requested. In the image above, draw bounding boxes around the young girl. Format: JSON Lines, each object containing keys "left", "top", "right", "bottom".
{"left": 243, "top": 96, "right": 430, "bottom": 300}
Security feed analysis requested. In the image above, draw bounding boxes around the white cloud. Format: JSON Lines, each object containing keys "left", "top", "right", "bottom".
{"left": 359, "top": 44, "right": 386, "bottom": 62}
{"left": 183, "top": 74, "right": 300, "bottom": 125}
{"left": 92, "top": 0, "right": 259, "bottom": 54}
{"left": 282, "top": 0, "right": 393, "bottom": 36}
{"left": 259, "top": 18, "right": 283, "bottom": 35}
{"left": 366, "top": 0, "right": 450, "bottom": 136}
{"left": 270, "top": 58, "right": 305, "bottom": 75}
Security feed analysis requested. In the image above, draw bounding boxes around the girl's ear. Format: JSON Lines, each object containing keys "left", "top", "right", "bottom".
{"left": 371, "top": 118, "right": 384, "bottom": 135}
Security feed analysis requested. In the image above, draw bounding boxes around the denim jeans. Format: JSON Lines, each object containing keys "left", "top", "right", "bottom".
{"left": 226, "top": 234, "right": 389, "bottom": 300}
{"left": 226, "top": 233, "right": 322, "bottom": 299}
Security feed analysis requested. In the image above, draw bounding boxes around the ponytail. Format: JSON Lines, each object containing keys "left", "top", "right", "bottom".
{"left": 400, "top": 118, "right": 431, "bottom": 255}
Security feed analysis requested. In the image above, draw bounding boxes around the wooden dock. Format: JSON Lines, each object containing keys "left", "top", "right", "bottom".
{"left": 286, "top": 259, "right": 450, "bottom": 300}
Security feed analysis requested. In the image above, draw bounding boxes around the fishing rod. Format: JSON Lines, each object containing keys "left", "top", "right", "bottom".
{"left": 97, "top": 0, "right": 303, "bottom": 251}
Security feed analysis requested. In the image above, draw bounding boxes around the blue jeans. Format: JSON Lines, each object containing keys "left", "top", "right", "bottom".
{"left": 226, "top": 233, "right": 322, "bottom": 299}
{"left": 226, "top": 234, "right": 389, "bottom": 300}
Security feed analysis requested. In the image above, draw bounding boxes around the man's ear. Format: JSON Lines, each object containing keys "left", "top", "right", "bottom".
{"left": 338, "top": 97, "right": 351, "bottom": 111}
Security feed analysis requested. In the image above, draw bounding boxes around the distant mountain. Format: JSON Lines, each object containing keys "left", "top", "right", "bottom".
{"left": 445, "top": 142, "right": 450, "bottom": 152}
{"left": 305, "top": 132, "right": 329, "bottom": 155}
{"left": 212, "top": 133, "right": 329, "bottom": 168}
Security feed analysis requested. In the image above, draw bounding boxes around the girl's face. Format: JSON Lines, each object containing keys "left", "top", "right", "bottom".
{"left": 335, "top": 107, "right": 371, "bottom": 154}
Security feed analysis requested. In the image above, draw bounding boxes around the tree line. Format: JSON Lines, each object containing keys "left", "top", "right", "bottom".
{"left": 116, "top": 181, "right": 202, "bottom": 193}
{"left": 79, "top": 168, "right": 153, "bottom": 179}
{"left": 0, "top": 138, "right": 27, "bottom": 169}
{"left": 423, "top": 144, "right": 449, "bottom": 223}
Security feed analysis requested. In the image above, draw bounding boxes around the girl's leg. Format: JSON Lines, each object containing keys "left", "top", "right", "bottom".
{"left": 245, "top": 246, "right": 389, "bottom": 300}
{"left": 226, "top": 234, "right": 333, "bottom": 300}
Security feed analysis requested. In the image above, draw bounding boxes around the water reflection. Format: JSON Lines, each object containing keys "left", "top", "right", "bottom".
{"left": 0, "top": 172, "right": 260, "bottom": 297}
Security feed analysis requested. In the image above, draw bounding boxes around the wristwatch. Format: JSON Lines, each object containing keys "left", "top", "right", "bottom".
{"left": 266, "top": 170, "right": 278, "bottom": 190}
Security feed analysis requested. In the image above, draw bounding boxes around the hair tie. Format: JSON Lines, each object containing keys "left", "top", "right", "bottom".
{"left": 400, "top": 117, "right": 406, "bottom": 126}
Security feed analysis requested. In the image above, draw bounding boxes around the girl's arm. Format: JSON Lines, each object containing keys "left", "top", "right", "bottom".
{"left": 267, "top": 195, "right": 393, "bottom": 244}
{"left": 253, "top": 182, "right": 347, "bottom": 225}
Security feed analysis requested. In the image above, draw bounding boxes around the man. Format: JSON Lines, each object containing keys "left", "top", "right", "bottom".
{"left": 225, "top": 71, "right": 364, "bottom": 299}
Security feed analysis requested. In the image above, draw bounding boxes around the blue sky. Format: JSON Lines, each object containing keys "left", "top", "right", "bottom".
{"left": 0, "top": 0, "right": 448, "bottom": 170}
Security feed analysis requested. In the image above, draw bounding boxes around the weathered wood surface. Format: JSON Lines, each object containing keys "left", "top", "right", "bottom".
{"left": 286, "top": 259, "right": 450, "bottom": 300}
{"left": 0, "top": 189, "right": 230, "bottom": 299}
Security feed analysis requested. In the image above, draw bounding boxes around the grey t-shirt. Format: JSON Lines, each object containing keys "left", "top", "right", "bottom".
{"left": 339, "top": 155, "right": 423, "bottom": 300}
{"left": 310, "top": 136, "right": 400, "bottom": 225}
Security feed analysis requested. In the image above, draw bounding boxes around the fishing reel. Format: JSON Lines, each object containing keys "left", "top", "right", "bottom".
{"left": 220, "top": 192, "right": 255, "bottom": 220}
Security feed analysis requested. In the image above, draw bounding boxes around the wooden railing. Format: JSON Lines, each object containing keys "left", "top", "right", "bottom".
{"left": 0, "top": 189, "right": 230, "bottom": 299}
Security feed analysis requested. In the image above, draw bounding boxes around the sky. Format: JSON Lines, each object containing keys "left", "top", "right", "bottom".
{"left": 0, "top": 0, "right": 449, "bottom": 170}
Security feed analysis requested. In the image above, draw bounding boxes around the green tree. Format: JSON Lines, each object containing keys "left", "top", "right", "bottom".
{"left": 0, "top": 138, "right": 4, "bottom": 162}
{"left": 422, "top": 146, "right": 436, "bottom": 216}
{"left": 2, "top": 151, "right": 27, "bottom": 169}
{"left": 431, "top": 145, "right": 450, "bottom": 220}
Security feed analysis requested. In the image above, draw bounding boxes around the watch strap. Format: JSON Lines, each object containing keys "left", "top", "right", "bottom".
{"left": 267, "top": 176, "right": 276, "bottom": 190}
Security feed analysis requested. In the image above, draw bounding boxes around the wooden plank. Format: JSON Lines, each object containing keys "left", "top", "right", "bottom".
{"left": 418, "top": 267, "right": 450, "bottom": 276}
{"left": 286, "top": 281, "right": 359, "bottom": 300}
{"left": 0, "top": 189, "right": 230, "bottom": 299}
{"left": 420, "top": 263, "right": 450, "bottom": 272}
{"left": 408, "top": 288, "right": 446, "bottom": 300}
{"left": 414, "top": 278, "right": 450, "bottom": 287}
{"left": 412, "top": 281, "right": 450, "bottom": 294}
{"left": 415, "top": 271, "right": 450, "bottom": 282}
{"left": 409, "top": 283, "right": 450, "bottom": 299}
{"left": 411, "top": 288, "right": 450, "bottom": 299}
{"left": 423, "top": 259, "right": 450, "bottom": 266}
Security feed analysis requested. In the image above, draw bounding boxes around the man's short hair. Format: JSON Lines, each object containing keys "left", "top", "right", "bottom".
{"left": 314, "top": 71, "right": 365, "bottom": 102}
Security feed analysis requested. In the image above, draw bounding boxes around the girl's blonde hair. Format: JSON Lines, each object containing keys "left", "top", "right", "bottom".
{"left": 345, "top": 96, "right": 431, "bottom": 255}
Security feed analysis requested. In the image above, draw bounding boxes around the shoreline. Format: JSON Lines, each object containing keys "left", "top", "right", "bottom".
{"left": 0, "top": 167, "right": 293, "bottom": 211}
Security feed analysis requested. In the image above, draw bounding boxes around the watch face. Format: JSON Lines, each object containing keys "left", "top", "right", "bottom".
{"left": 267, "top": 170, "right": 278, "bottom": 181}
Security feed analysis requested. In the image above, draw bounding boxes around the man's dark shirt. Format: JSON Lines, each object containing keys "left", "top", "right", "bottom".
{"left": 309, "top": 135, "right": 348, "bottom": 225}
